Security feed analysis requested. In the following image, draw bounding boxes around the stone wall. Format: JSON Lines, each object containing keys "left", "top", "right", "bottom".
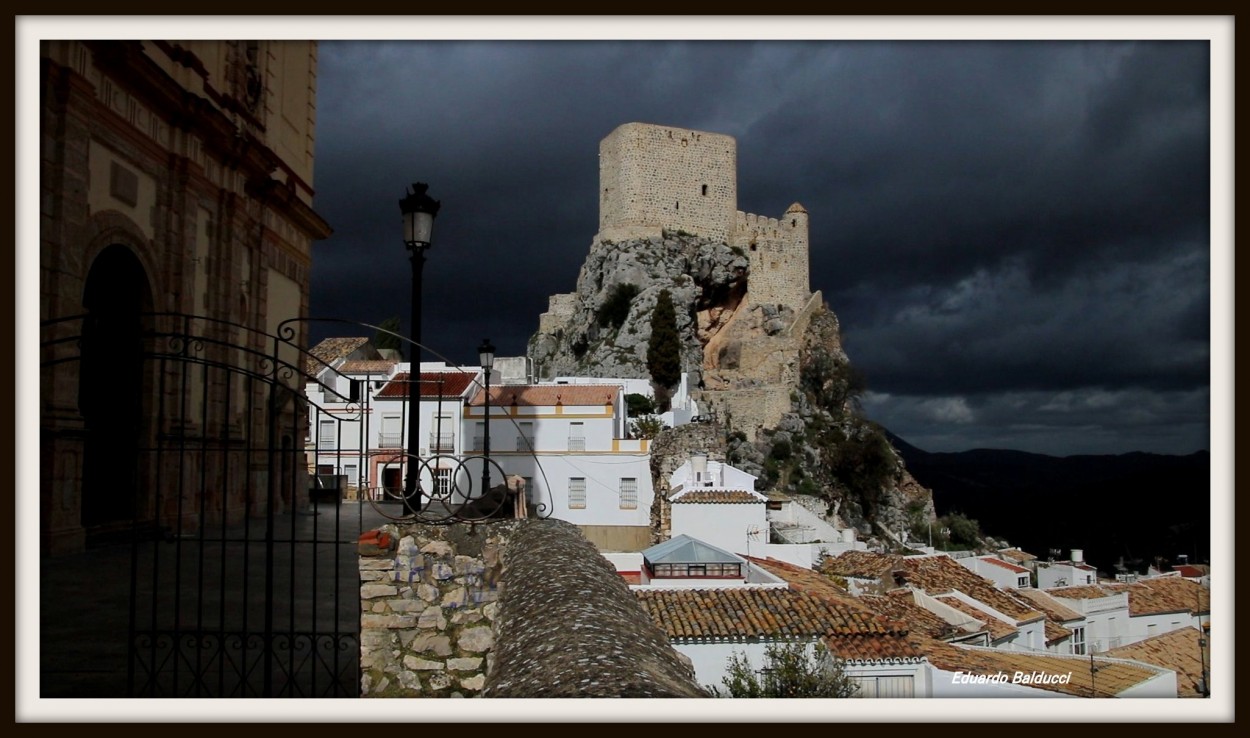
{"left": 357, "top": 523, "right": 515, "bottom": 697}
{"left": 481, "top": 519, "right": 707, "bottom": 697}
{"left": 599, "top": 123, "right": 737, "bottom": 243}
{"left": 358, "top": 518, "right": 706, "bottom": 698}
{"left": 699, "top": 386, "right": 795, "bottom": 443}
{"left": 731, "top": 206, "right": 810, "bottom": 312}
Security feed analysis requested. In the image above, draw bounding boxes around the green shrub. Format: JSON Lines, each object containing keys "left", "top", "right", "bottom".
{"left": 597, "top": 283, "right": 640, "bottom": 329}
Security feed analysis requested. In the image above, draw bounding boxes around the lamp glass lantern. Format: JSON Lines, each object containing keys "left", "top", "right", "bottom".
{"left": 400, "top": 182, "right": 441, "bottom": 248}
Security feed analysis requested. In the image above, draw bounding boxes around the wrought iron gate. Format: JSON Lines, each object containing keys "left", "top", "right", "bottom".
{"left": 41, "top": 313, "right": 370, "bottom": 697}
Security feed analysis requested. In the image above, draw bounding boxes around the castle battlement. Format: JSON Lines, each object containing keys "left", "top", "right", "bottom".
{"left": 598, "top": 122, "right": 811, "bottom": 313}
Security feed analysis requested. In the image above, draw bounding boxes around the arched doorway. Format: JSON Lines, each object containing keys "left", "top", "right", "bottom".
{"left": 78, "top": 244, "right": 152, "bottom": 532}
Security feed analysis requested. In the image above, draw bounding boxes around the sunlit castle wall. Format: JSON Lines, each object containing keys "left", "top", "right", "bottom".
{"left": 597, "top": 123, "right": 737, "bottom": 243}
{"left": 730, "top": 203, "right": 811, "bottom": 312}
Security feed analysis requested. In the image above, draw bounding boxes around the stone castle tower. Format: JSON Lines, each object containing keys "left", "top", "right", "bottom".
{"left": 596, "top": 122, "right": 811, "bottom": 312}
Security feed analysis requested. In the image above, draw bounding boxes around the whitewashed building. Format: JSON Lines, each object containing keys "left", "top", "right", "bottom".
{"left": 464, "top": 382, "right": 654, "bottom": 551}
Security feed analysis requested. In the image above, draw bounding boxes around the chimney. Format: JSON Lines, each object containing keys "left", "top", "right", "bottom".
{"left": 1071, "top": 548, "right": 1084, "bottom": 564}
{"left": 692, "top": 452, "right": 708, "bottom": 485}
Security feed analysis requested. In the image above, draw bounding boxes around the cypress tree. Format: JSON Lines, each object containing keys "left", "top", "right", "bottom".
{"left": 646, "top": 289, "right": 682, "bottom": 392}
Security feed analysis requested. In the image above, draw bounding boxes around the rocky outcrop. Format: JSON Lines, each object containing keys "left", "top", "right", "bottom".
{"left": 527, "top": 229, "right": 936, "bottom": 551}
{"left": 529, "top": 231, "right": 747, "bottom": 381}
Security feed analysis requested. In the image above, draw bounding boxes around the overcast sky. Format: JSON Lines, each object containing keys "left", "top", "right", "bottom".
{"left": 304, "top": 25, "right": 1219, "bottom": 458}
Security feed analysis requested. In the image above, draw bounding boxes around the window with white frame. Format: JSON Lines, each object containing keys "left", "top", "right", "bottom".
{"left": 568, "top": 477, "right": 587, "bottom": 509}
{"left": 1070, "top": 626, "right": 1086, "bottom": 655}
{"left": 379, "top": 415, "right": 401, "bottom": 447}
{"left": 344, "top": 464, "right": 358, "bottom": 489}
{"left": 318, "top": 419, "right": 336, "bottom": 449}
{"left": 1017, "top": 575, "right": 1029, "bottom": 587}
{"left": 434, "top": 467, "right": 452, "bottom": 496}
{"left": 517, "top": 421, "right": 534, "bottom": 452}
{"left": 429, "top": 413, "right": 455, "bottom": 452}
{"left": 619, "top": 477, "right": 638, "bottom": 509}
{"left": 568, "top": 422, "right": 585, "bottom": 451}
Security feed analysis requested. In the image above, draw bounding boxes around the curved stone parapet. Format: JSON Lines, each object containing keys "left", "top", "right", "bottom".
{"left": 481, "top": 519, "right": 707, "bottom": 698}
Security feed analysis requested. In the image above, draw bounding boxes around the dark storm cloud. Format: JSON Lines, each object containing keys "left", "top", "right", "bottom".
{"left": 309, "top": 37, "right": 1213, "bottom": 455}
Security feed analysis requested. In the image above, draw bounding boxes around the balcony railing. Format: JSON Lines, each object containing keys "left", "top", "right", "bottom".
{"left": 377, "top": 432, "right": 402, "bottom": 447}
{"left": 516, "top": 435, "right": 534, "bottom": 451}
{"left": 568, "top": 437, "right": 586, "bottom": 452}
{"left": 428, "top": 432, "right": 455, "bottom": 452}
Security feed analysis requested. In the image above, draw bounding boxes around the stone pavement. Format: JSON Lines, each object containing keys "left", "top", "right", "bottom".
{"left": 38, "top": 501, "right": 394, "bottom": 698}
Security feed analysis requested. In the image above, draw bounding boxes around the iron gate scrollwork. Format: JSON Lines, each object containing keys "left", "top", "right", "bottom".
{"left": 42, "top": 313, "right": 365, "bottom": 697}
{"left": 41, "top": 313, "right": 543, "bottom": 697}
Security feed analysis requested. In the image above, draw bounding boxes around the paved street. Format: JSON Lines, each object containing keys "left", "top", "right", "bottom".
{"left": 39, "top": 501, "right": 395, "bottom": 698}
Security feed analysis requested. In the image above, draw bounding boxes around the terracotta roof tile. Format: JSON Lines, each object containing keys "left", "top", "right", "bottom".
{"left": 858, "top": 590, "right": 974, "bottom": 641}
{"left": 745, "top": 557, "right": 862, "bottom": 607}
{"left": 338, "top": 359, "right": 397, "bottom": 374}
{"left": 1046, "top": 584, "right": 1119, "bottom": 600}
{"left": 1009, "top": 588, "right": 1085, "bottom": 622}
{"left": 981, "top": 557, "right": 1030, "bottom": 574}
{"left": 1104, "top": 627, "right": 1210, "bottom": 697}
{"left": 306, "top": 337, "right": 370, "bottom": 374}
{"left": 671, "top": 490, "right": 764, "bottom": 504}
{"left": 1124, "top": 576, "right": 1210, "bottom": 616}
{"left": 934, "top": 595, "right": 1018, "bottom": 642}
{"left": 899, "top": 555, "right": 1043, "bottom": 623}
{"left": 377, "top": 371, "right": 477, "bottom": 399}
{"left": 820, "top": 551, "right": 903, "bottom": 580}
{"left": 634, "top": 587, "right": 920, "bottom": 662}
{"left": 998, "top": 548, "right": 1038, "bottom": 563}
{"left": 1043, "top": 620, "right": 1073, "bottom": 645}
{"left": 467, "top": 384, "right": 619, "bottom": 408}
{"left": 915, "top": 638, "right": 1166, "bottom": 698}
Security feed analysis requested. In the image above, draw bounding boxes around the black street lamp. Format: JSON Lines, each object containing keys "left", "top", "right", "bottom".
{"left": 399, "top": 182, "right": 440, "bottom": 513}
{"left": 478, "top": 339, "right": 495, "bottom": 502}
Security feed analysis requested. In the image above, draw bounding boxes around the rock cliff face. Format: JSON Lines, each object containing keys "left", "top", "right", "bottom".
{"left": 529, "top": 231, "right": 745, "bottom": 381}
{"left": 528, "top": 231, "right": 935, "bottom": 548}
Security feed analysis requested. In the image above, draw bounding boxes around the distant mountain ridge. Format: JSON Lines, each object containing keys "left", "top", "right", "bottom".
{"left": 886, "top": 432, "right": 1210, "bottom": 574}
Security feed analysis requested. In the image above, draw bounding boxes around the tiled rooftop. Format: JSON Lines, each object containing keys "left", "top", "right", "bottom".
{"left": 980, "top": 557, "right": 1030, "bottom": 574}
{"left": 305, "top": 336, "right": 370, "bottom": 374}
{"left": 934, "top": 595, "right": 1018, "bottom": 643}
{"left": 1009, "top": 588, "right": 1085, "bottom": 623}
{"left": 1042, "top": 620, "right": 1073, "bottom": 645}
{"left": 820, "top": 550, "right": 903, "bottom": 580}
{"left": 337, "top": 359, "right": 397, "bottom": 374}
{"left": 467, "top": 384, "right": 618, "bottom": 408}
{"left": 1044, "top": 584, "right": 1117, "bottom": 600}
{"left": 634, "top": 587, "right": 921, "bottom": 662}
{"left": 670, "top": 490, "right": 764, "bottom": 504}
{"left": 736, "top": 558, "right": 924, "bottom": 663}
{"left": 376, "top": 371, "right": 477, "bottom": 399}
{"left": 858, "top": 590, "right": 975, "bottom": 642}
{"left": 899, "top": 555, "right": 1044, "bottom": 623}
{"left": 1104, "top": 627, "right": 1210, "bottom": 698}
{"left": 745, "top": 556, "right": 862, "bottom": 608}
{"left": 917, "top": 639, "right": 1166, "bottom": 698}
{"left": 998, "top": 547, "right": 1038, "bottom": 563}
{"left": 1123, "top": 576, "right": 1210, "bottom": 616}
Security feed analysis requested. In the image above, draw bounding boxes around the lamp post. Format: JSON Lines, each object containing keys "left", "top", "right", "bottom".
{"left": 399, "top": 183, "right": 440, "bottom": 513}
{"left": 478, "top": 339, "right": 496, "bottom": 503}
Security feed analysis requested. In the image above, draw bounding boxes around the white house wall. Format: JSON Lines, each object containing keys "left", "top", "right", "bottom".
{"left": 670, "top": 502, "right": 768, "bottom": 558}
{"left": 488, "top": 452, "right": 654, "bottom": 528}
{"left": 466, "top": 402, "right": 618, "bottom": 454}
{"left": 1125, "top": 611, "right": 1200, "bottom": 646}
